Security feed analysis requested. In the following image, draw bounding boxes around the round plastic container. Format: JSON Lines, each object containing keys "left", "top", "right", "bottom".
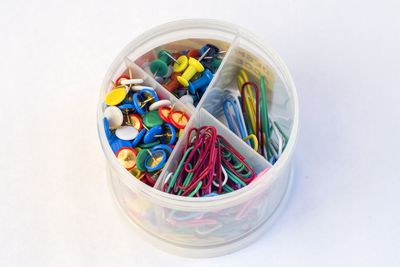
{"left": 97, "top": 19, "right": 298, "bottom": 257}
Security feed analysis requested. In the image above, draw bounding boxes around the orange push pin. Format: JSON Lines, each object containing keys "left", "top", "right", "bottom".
{"left": 177, "top": 57, "right": 204, "bottom": 87}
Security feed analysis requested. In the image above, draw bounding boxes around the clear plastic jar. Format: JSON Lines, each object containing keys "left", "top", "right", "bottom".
{"left": 97, "top": 19, "right": 299, "bottom": 257}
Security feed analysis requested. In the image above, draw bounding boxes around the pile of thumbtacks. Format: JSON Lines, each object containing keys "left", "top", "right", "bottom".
{"left": 102, "top": 43, "right": 286, "bottom": 197}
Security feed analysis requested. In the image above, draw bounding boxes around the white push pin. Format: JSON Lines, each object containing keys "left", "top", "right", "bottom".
{"left": 120, "top": 78, "right": 144, "bottom": 85}
{"left": 104, "top": 106, "right": 124, "bottom": 129}
{"left": 131, "top": 85, "right": 155, "bottom": 91}
{"left": 179, "top": 95, "right": 194, "bottom": 108}
{"left": 115, "top": 126, "right": 139, "bottom": 141}
{"left": 149, "top": 99, "right": 172, "bottom": 111}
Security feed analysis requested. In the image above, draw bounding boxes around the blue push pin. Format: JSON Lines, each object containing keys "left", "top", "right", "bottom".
{"left": 131, "top": 128, "right": 147, "bottom": 147}
{"left": 103, "top": 118, "right": 112, "bottom": 140}
{"left": 117, "top": 103, "right": 135, "bottom": 110}
{"left": 133, "top": 89, "right": 159, "bottom": 115}
{"left": 109, "top": 135, "right": 132, "bottom": 154}
{"left": 143, "top": 126, "right": 163, "bottom": 144}
{"left": 145, "top": 149, "right": 167, "bottom": 172}
{"left": 198, "top": 85, "right": 208, "bottom": 96}
{"left": 159, "top": 123, "right": 176, "bottom": 145}
{"left": 117, "top": 103, "right": 136, "bottom": 125}
{"left": 151, "top": 144, "right": 173, "bottom": 155}
{"left": 188, "top": 69, "right": 213, "bottom": 95}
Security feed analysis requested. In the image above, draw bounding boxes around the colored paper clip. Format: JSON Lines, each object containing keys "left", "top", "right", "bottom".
{"left": 223, "top": 96, "right": 250, "bottom": 145}
{"left": 237, "top": 70, "right": 257, "bottom": 134}
{"left": 240, "top": 81, "right": 264, "bottom": 156}
{"left": 163, "top": 126, "right": 256, "bottom": 197}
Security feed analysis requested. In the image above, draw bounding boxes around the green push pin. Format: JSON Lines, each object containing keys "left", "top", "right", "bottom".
{"left": 139, "top": 140, "right": 161, "bottom": 149}
{"left": 211, "top": 58, "right": 222, "bottom": 73}
{"left": 150, "top": 50, "right": 174, "bottom": 77}
{"left": 142, "top": 110, "right": 164, "bottom": 128}
{"left": 136, "top": 149, "right": 149, "bottom": 172}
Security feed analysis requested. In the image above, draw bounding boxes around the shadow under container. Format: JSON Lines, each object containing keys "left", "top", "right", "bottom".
{"left": 97, "top": 19, "right": 299, "bottom": 257}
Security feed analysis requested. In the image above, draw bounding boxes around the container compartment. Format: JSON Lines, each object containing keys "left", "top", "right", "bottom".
{"left": 196, "top": 36, "right": 295, "bottom": 163}
{"left": 132, "top": 32, "right": 235, "bottom": 106}
{"left": 111, "top": 108, "right": 276, "bottom": 248}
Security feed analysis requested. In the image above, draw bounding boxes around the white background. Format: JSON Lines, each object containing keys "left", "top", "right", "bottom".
{"left": 1, "top": 0, "right": 399, "bottom": 266}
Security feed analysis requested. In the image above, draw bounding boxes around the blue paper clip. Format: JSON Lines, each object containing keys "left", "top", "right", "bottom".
{"left": 223, "top": 96, "right": 250, "bottom": 145}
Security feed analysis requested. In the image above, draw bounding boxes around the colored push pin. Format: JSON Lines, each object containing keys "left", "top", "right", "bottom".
{"left": 103, "top": 118, "right": 112, "bottom": 140}
{"left": 105, "top": 86, "right": 127, "bottom": 106}
{"left": 188, "top": 69, "right": 213, "bottom": 94}
{"left": 158, "top": 103, "right": 177, "bottom": 123}
{"left": 145, "top": 149, "right": 167, "bottom": 172}
{"left": 131, "top": 128, "right": 147, "bottom": 147}
{"left": 133, "top": 89, "right": 159, "bottom": 115}
{"left": 151, "top": 144, "right": 173, "bottom": 155}
{"left": 169, "top": 110, "right": 189, "bottom": 129}
{"left": 210, "top": 57, "right": 222, "bottom": 73}
{"left": 173, "top": 55, "right": 188, "bottom": 73}
{"left": 129, "top": 167, "right": 143, "bottom": 179}
{"left": 187, "top": 49, "right": 200, "bottom": 58}
{"left": 163, "top": 72, "right": 181, "bottom": 92}
{"left": 143, "top": 125, "right": 162, "bottom": 144}
{"left": 109, "top": 135, "right": 132, "bottom": 154}
{"left": 157, "top": 123, "right": 177, "bottom": 145}
{"left": 177, "top": 57, "right": 205, "bottom": 87}
{"left": 128, "top": 114, "right": 143, "bottom": 131}
{"left": 135, "top": 149, "right": 150, "bottom": 171}
{"left": 144, "top": 123, "right": 177, "bottom": 145}
{"left": 116, "top": 147, "right": 137, "bottom": 170}
{"left": 144, "top": 171, "right": 160, "bottom": 186}
{"left": 199, "top": 44, "right": 220, "bottom": 60}
{"left": 139, "top": 140, "right": 160, "bottom": 149}
{"left": 117, "top": 103, "right": 135, "bottom": 125}
{"left": 150, "top": 50, "right": 174, "bottom": 77}
{"left": 142, "top": 110, "right": 164, "bottom": 128}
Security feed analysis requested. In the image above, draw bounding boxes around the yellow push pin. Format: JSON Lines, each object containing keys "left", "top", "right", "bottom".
{"left": 177, "top": 57, "right": 204, "bottom": 87}
{"left": 105, "top": 86, "right": 127, "bottom": 106}
{"left": 173, "top": 55, "right": 189, "bottom": 73}
{"left": 129, "top": 167, "right": 143, "bottom": 179}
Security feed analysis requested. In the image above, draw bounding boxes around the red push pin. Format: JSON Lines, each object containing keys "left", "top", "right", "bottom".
{"left": 164, "top": 72, "right": 181, "bottom": 92}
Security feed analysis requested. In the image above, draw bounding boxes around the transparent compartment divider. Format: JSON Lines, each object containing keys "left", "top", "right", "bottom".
{"left": 194, "top": 34, "right": 241, "bottom": 111}
{"left": 123, "top": 57, "right": 196, "bottom": 115}
{"left": 153, "top": 108, "right": 199, "bottom": 190}
{"left": 155, "top": 107, "right": 272, "bottom": 191}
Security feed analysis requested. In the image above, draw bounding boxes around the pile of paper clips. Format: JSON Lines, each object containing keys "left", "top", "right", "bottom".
{"left": 162, "top": 126, "right": 256, "bottom": 197}
{"left": 223, "top": 70, "right": 288, "bottom": 164}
